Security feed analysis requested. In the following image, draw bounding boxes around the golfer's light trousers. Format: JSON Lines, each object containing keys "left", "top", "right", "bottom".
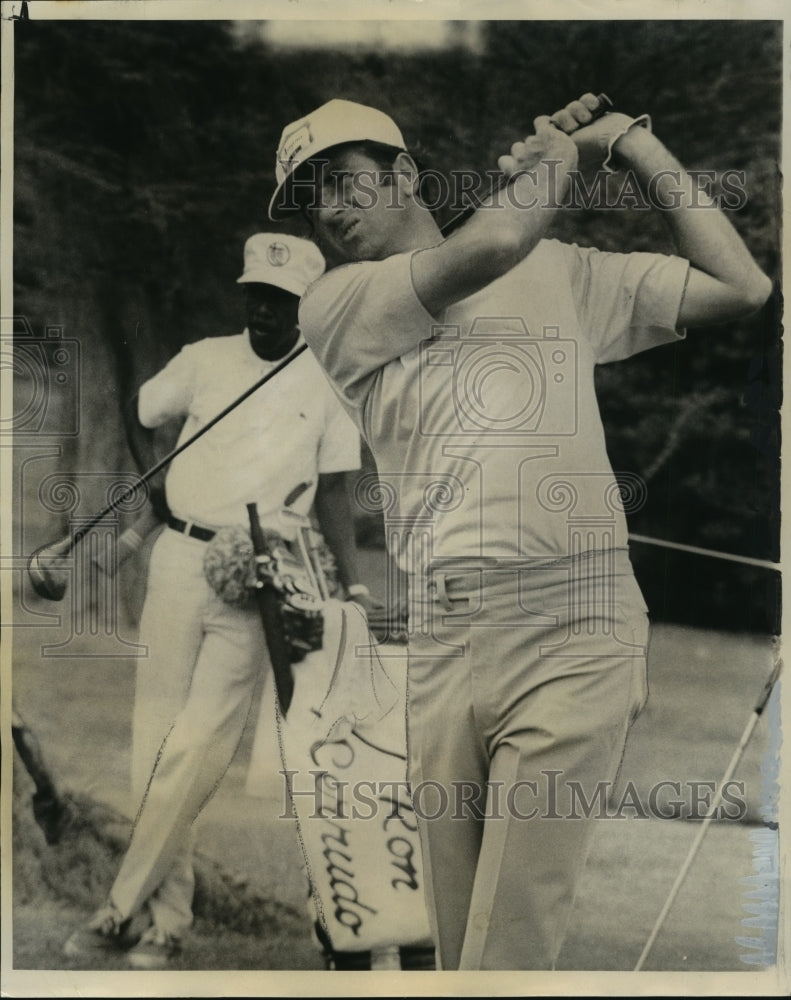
{"left": 406, "top": 548, "right": 650, "bottom": 970}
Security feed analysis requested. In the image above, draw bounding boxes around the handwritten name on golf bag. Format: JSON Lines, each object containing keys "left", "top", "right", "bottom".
{"left": 280, "top": 605, "right": 433, "bottom": 954}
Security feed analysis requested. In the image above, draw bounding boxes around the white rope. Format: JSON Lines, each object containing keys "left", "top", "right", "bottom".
{"left": 628, "top": 533, "right": 780, "bottom": 571}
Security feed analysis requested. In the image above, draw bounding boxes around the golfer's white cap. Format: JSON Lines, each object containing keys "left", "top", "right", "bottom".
{"left": 237, "top": 233, "right": 325, "bottom": 296}
{"left": 268, "top": 99, "right": 407, "bottom": 220}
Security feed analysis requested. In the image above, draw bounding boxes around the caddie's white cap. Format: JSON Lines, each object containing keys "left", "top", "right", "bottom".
{"left": 237, "top": 233, "right": 325, "bottom": 296}
{"left": 268, "top": 99, "right": 407, "bottom": 220}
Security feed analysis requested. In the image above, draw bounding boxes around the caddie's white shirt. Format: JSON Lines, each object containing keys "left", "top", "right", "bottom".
{"left": 299, "top": 238, "right": 689, "bottom": 577}
{"left": 138, "top": 332, "right": 360, "bottom": 535}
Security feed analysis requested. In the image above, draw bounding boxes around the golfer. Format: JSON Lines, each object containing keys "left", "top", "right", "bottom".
{"left": 268, "top": 94, "right": 771, "bottom": 969}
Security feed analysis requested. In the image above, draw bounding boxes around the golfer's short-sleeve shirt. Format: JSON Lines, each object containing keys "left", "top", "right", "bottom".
{"left": 299, "top": 239, "right": 688, "bottom": 576}
{"left": 138, "top": 333, "right": 360, "bottom": 533}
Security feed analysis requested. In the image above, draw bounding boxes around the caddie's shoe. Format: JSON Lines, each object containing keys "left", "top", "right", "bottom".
{"left": 126, "top": 925, "right": 181, "bottom": 970}
{"left": 63, "top": 902, "right": 132, "bottom": 958}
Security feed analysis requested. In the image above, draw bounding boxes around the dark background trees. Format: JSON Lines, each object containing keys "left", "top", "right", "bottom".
{"left": 12, "top": 17, "right": 782, "bottom": 632}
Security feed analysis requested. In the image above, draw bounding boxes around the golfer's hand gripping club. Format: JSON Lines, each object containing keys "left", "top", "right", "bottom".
{"left": 498, "top": 92, "right": 622, "bottom": 179}
{"left": 443, "top": 92, "right": 627, "bottom": 234}
{"left": 547, "top": 92, "right": 651, "bottom": 172}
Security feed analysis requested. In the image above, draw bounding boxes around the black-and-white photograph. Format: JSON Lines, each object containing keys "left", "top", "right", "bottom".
{"left": 1, "top": 2, "right": 787, "bottom": 996}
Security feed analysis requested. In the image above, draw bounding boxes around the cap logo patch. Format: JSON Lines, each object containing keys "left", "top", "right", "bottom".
{"left": 267, "top": 242, "right": 291, "bottom": 266}
{"left": 279, "top": 121, "right": 313, "bottom": 172}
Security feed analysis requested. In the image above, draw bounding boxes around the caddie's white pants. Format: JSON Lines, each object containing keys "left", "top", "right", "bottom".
{"left": 110, "top": 528, "right": 270, "bottom": 937}
{"left": 406, "top": 549, "right": 650, "bottom": 970}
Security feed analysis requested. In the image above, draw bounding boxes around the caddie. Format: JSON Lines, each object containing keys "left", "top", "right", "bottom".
{"left": 268, "top": 95, "right": 772, "bottom": 969}
{"left": 64, "top": 233, "right": 375, "bottom": 969}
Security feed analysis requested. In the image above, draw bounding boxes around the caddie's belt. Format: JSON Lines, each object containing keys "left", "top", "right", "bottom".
{"left": 167, "top": 515, "right": 216, "bottom": 542}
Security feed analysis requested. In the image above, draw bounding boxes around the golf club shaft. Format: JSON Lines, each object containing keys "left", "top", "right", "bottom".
{"left": 633, "top": 659, "right": 782, "bottom": 971}
{"left": 308, "top": 531, "right": 331, "bottom": 601}
{"left": 56, "top": 344, "right": 309, "bottom": 556}
{"left": 295, "top": 526, "right": 321, "bottom": 597}
{"left": 441, "top": 93, "right": 613, "bottom": 235}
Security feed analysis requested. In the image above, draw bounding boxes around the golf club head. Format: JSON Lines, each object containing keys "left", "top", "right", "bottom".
{"left": 27, "top": 538, "right": 72, "bottom": 601}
